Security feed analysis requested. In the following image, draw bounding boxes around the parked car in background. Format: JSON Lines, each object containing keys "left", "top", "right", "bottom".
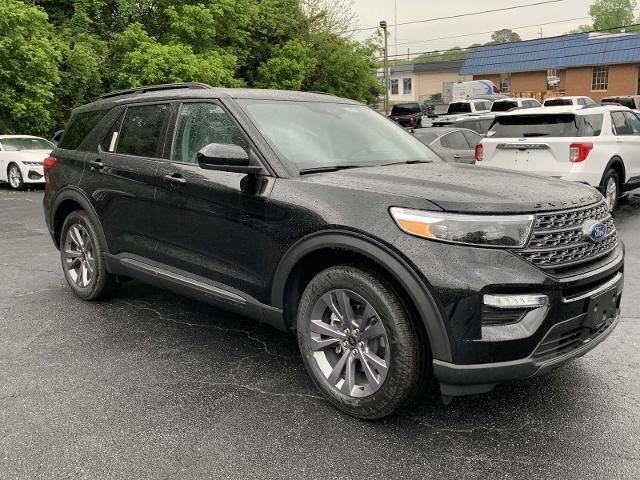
{"left": 601, "top": 95, "right": 640, "bottom": 110}
{"left": 476, "top": 105, "right": 640, "bottom": 210}
{"left": 43, "top": 83, "right": 624, "bottom": 419}
{"left": 490, "top": 97, "right": 541, "bottom": 112}
{"left": 452, "top": 115, "right": 496, "bottom": 135}
{"left": 389, "top": 102, "right": 425, "bottom": 128}
{"left": 543, "top": 96, "right": 596, "bottom": 107}
{"left": 428, "top": 99, "right": 493, "bottom": 125}
{"left": 0, "top": 135, "right": 53, "bottom": 190}
{"left": 412, "top": 127, "right": 481, "bottom": 163}
{"left": 49, "top": 130, "right": 64, "bottom": 146}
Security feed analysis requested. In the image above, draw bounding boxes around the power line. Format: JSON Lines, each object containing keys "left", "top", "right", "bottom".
{"left": 348, "top": 0, "right": 569, "bottom": 33}
{"left": 377, "top": 22, "right": 640, "bottom": 62}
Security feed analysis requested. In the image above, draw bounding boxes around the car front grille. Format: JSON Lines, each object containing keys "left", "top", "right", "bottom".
{"left": 516, "top": 200, "right": 618, "bottom": 271}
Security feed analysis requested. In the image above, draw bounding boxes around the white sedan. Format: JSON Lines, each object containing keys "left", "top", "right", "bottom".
{"left": 0, "top": 135, "right": 54, "bottom": 190}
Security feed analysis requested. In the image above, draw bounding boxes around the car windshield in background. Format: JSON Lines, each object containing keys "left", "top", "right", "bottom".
{"left": 391, "top": 103, "right": 421, "bottom": 115}
{"left": 544, "top": 98, "right": 573, "bottom": 106}
{"left": 491, "top": 101, "right": 518, "bottom": 112}
{"left": 239, "top": 100, "right": 439, "bottom": 171}
{"left": 488, "top": 113, "right": 603, "bottom": 138}
{"left": 447, "top": 103, "right": 472, "bottom": 114}
{"left": 1, "top": 137, "right": 53, "bottom": 151}
{"left": 602, "top": 98, "right": 636, "bottom": 109}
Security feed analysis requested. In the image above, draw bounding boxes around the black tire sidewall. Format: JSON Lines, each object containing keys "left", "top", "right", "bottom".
{"left": 8, "top": 164, "right": 24, "bottom": 190}
{"left": 602, "top": 169, "right": 620, "bottom": 210}
{"left": 297, "top": 266, "right": 422, "bottom": 419}
{"left": 60, "top": 210, "right": 114, "bottom": 301}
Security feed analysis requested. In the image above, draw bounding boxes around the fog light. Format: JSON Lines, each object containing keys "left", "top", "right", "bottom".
{"left": 483, "top": 294, "right": 548, "bottom": 310}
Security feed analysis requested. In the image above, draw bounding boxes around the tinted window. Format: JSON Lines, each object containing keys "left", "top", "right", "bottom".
{"left": 0, "top": 137, "right": 54, "bottom": 151}
{"left": 413, "top": 130, "right": 440, "bottom": 145}
{"left": 491, "top": 101, "right": 518, "bottom": 112}
{"left": 448, "top": 103, "right": 472, "bottom": 114}
{"left": 172, "top": 103, "right": 249, "bottom": 164}
{"left": 544, "top": 98, "right": 572, "bottom": 106}
{"left": 577, "top": 98, "right": 587, "bottom": 105}
{"left": 100, "top": 112, "right": 124, "bottom": 153}
{"left": 391, "top": 103, "right": 421, "bottom": 115}
{"left": 463, "top": 130, "right": 482, "bottom": 146}
{"left": 603, "top": 98, "right": 636, "bottom": 109}
{"left": 578, "top": 114, "right": 603, "bottom": 136}
{"left": 623, "top": 112, "right": 640, "bottom": 135}
{"left": 117, "top": 104, "right": 169, "bottom": 157}
{"left": 58, "top": 110, "right": 107, "bottom": 150}
{"left": 443, "top": 132, "right": 470, "bottom": 149}
{"left": 489, "top": 114, "right": 578, "bottom": 138}
{"left": 611, "top": 112, "right": 632, "bottom": 135}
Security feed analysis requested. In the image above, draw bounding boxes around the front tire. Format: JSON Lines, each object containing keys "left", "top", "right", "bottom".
{"left": 601, "top": 169, "right": 620, "bottom": 211}
{"left": 60, "top": 210, "right": 116, "bottom": 300}
{"left": 297, "top": 265, "right": 426, "bottom": 419}
{"left": 7, "top": 164, "right": 24, "bottom": 190}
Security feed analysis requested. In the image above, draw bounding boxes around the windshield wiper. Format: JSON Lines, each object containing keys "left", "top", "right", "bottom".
{"left": 299, "top": 165, "right": 368, "bottom": 175}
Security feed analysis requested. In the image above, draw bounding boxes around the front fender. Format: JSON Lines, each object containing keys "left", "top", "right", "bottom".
{"left": 270, "top": 230, "right": 452, "bottom": 362}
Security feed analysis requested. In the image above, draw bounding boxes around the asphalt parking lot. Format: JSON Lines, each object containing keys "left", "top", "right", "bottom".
{"left": 0, "top": 188, "right": 639, "bottom": 479}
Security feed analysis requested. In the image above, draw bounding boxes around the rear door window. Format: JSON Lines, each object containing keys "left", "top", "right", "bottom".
{"left": 489, "top": 114, "right": 578, "bottom": 138}
{"left": 611, "top": 112, "right": 632, "bottom": 135}
{"left": 578, "top": 114, "right": 603, "bottom": 136}
{"left": 116, "top": 104, "right": 169, "bottom": 158}
{"left": 623, "top": 111, "right": 640, "bottom": 135}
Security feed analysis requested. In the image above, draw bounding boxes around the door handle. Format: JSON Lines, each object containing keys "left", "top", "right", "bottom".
{"left": 89, "top": 159, "right": 104, "bottom": 170}
{"left": 164, "top": 173, "right": 187, "bottom": 186}
{"left": 453, "top": 154, "right": 462, "bottom": 159}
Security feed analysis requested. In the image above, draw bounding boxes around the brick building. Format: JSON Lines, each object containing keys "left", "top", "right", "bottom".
{"left": 460, "top": 32, "right": 640, "bottom": 101}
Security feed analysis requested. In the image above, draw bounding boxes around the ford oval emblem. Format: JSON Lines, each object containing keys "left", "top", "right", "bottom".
{"left": 582, "top": 220, "right": 607, "bottom": 243}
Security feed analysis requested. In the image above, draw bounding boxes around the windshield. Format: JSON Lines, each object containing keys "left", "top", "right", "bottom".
{"left": 447, "top": 103, "right": 472, "bottom": 114}
{"left": 491, "top": 101, "right": 518, "bottom": 112}
{"left": 238, "top": 100, "right": 439, "bottom": 171}
{"left": 391, "top": 103, "right": 421, "bottom": 115}
{"left": 544, "top": 98, "right": 572, "bottom": 106}
{"left": 602, "top": 98, "right": 635, "bottom": 109}
{"left": 0, "top": 137, "right": 53, "bottom": 151}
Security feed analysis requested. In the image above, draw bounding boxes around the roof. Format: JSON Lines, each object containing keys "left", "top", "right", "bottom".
{"left": 460, "top": 32, "right": 640, "bottom": 75}
{"left": 79, "top": 84, "right": 358, "bottom": 113}
{"left": 390, "top": 59, "right": 465, "bottom": 75}
{"left": 0, "top": 135, "right": 44, "bottom": 139}
{"left": 500, "top": 104, "right": 630, "bottom": 116}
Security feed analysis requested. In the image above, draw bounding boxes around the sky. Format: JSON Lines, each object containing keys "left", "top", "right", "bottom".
{"left": 350, "top": 0, "right": 639, "bottom": 59}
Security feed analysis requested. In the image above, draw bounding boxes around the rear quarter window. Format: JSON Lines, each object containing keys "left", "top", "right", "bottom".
{"left": 58, "top": 110, "right": 108, "bottom": 150}
{"left": 488, "top": 114, "right": 578, "bottom": 138}
{"left": 578, "top": 114, "right": 603, "bottom": 136}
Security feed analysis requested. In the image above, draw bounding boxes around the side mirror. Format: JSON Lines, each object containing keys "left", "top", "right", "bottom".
{"left": 197, "top": 143, "right": 263, "bottom": 174}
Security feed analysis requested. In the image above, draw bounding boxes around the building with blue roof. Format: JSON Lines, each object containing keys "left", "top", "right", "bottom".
{"left": 459, "top": 32, "right": 640, "bottom": 101}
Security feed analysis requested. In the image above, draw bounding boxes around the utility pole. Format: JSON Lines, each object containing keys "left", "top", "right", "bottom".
{"left": 394, "top": 0, "right": 398, "bottom": 57}
{"left": 380, "top": 20, "right": 389, "bottom": 115}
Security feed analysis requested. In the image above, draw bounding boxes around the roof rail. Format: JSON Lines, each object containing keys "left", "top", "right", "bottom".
{"left": 96, "top": 82, "right": 213, "bottom": 100}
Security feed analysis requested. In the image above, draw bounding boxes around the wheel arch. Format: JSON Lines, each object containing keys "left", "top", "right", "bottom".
{"left": 603, "top": 156, "right": 625, "bottom": 185}
{"left": 51, "top": 187, "right": 108, "bottom": 252}
{"left": 271, "top": 230, "right": 452, "bottom": 362}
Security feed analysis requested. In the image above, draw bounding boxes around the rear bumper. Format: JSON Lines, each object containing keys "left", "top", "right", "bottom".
{"left": 435, "top": 312, "right": 620, "bottom": 396}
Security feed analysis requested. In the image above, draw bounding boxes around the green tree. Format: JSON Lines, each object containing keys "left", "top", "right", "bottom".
{"left": 413, "top": 46, "right": 467, "bottom": 64}
{"left": 490, "top": 29, "right": 522, "bottom": 43}
{"left": 590, "top": 0, "right": 637, "bottom": 30}
{"left": 256, "top": 40, "right": 316, "bottom": 89}
{"left": 0, "top": 0, "right": 60, "bottom": 135}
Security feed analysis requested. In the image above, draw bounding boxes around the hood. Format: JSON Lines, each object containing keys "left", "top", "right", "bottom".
{"left": 297, "top": 162, "right": 602, "bottom": 214}
{"left": 13, "top": 150, "right": 51, "bottom": 163}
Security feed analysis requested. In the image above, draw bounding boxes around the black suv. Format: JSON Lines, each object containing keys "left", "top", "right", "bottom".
{"left": 389, "top": 102, "right": 425, "bottom": 128}
{"left": 44, "top": 83, "right": 624, "bottom": 419}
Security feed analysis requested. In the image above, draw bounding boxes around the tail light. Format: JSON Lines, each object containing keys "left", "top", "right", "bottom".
{"left": 569, "top": 143, "right": 593, "bottom": 163}
{"left": 43, "top": 156, "right": 57, "bottom": 182}
{"left": 409, "top": 116, "right": 416, "bottom": 126}
{"left": 475, "top": 144, "right": 483, "bottom": 162}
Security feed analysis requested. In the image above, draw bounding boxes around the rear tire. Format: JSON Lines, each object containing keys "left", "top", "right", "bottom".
{"left": 297, "top": 265, "right": 427, "bottom": 419}
{"left": 60, "top": 210, "right": 117, "bottom": 300}
{"left": 601, "top": 169, "right": 620, "bottom": 211}
{"left": 7, "top": 164, "right": 24, "bottom": 190}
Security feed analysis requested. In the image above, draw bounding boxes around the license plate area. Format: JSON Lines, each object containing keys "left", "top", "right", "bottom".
{"left": 585, "top": 287, "right": 618, "bottom": 330}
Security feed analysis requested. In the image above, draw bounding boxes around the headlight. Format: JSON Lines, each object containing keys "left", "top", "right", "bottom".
{"left": 389, "top": 207, "right": 534, "bottom": 248}
{"left": 22, "top": 161, "right": 42, "bottom": 166}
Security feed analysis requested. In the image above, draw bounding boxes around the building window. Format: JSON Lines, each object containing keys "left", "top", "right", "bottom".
{"left": 500, "top": 73, "right": 511, "bottom": 92}
{"left": 403, "top": 78, "right": 412, "bottom": 95}
{"left": 547, "top": 69, "right": 560, "bottom": 89}
{"left": 592, "top": 66, "right": 609, "bottom": 91}
{"left": 390, "top": 79, "right": 399, "bottom": 95}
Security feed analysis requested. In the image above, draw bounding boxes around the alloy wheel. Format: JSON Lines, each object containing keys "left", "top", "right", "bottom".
{"left": 309, "top": 289, "right": 390, "bottom": 398}
{"left": 605, "top": 177, "right": 617, "bottom": 212}
{"left": 62, "top": 224, "right": 96, "bottom": 288}
{"left": 8, "top": 165, "right": 21, "bottom": 189}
